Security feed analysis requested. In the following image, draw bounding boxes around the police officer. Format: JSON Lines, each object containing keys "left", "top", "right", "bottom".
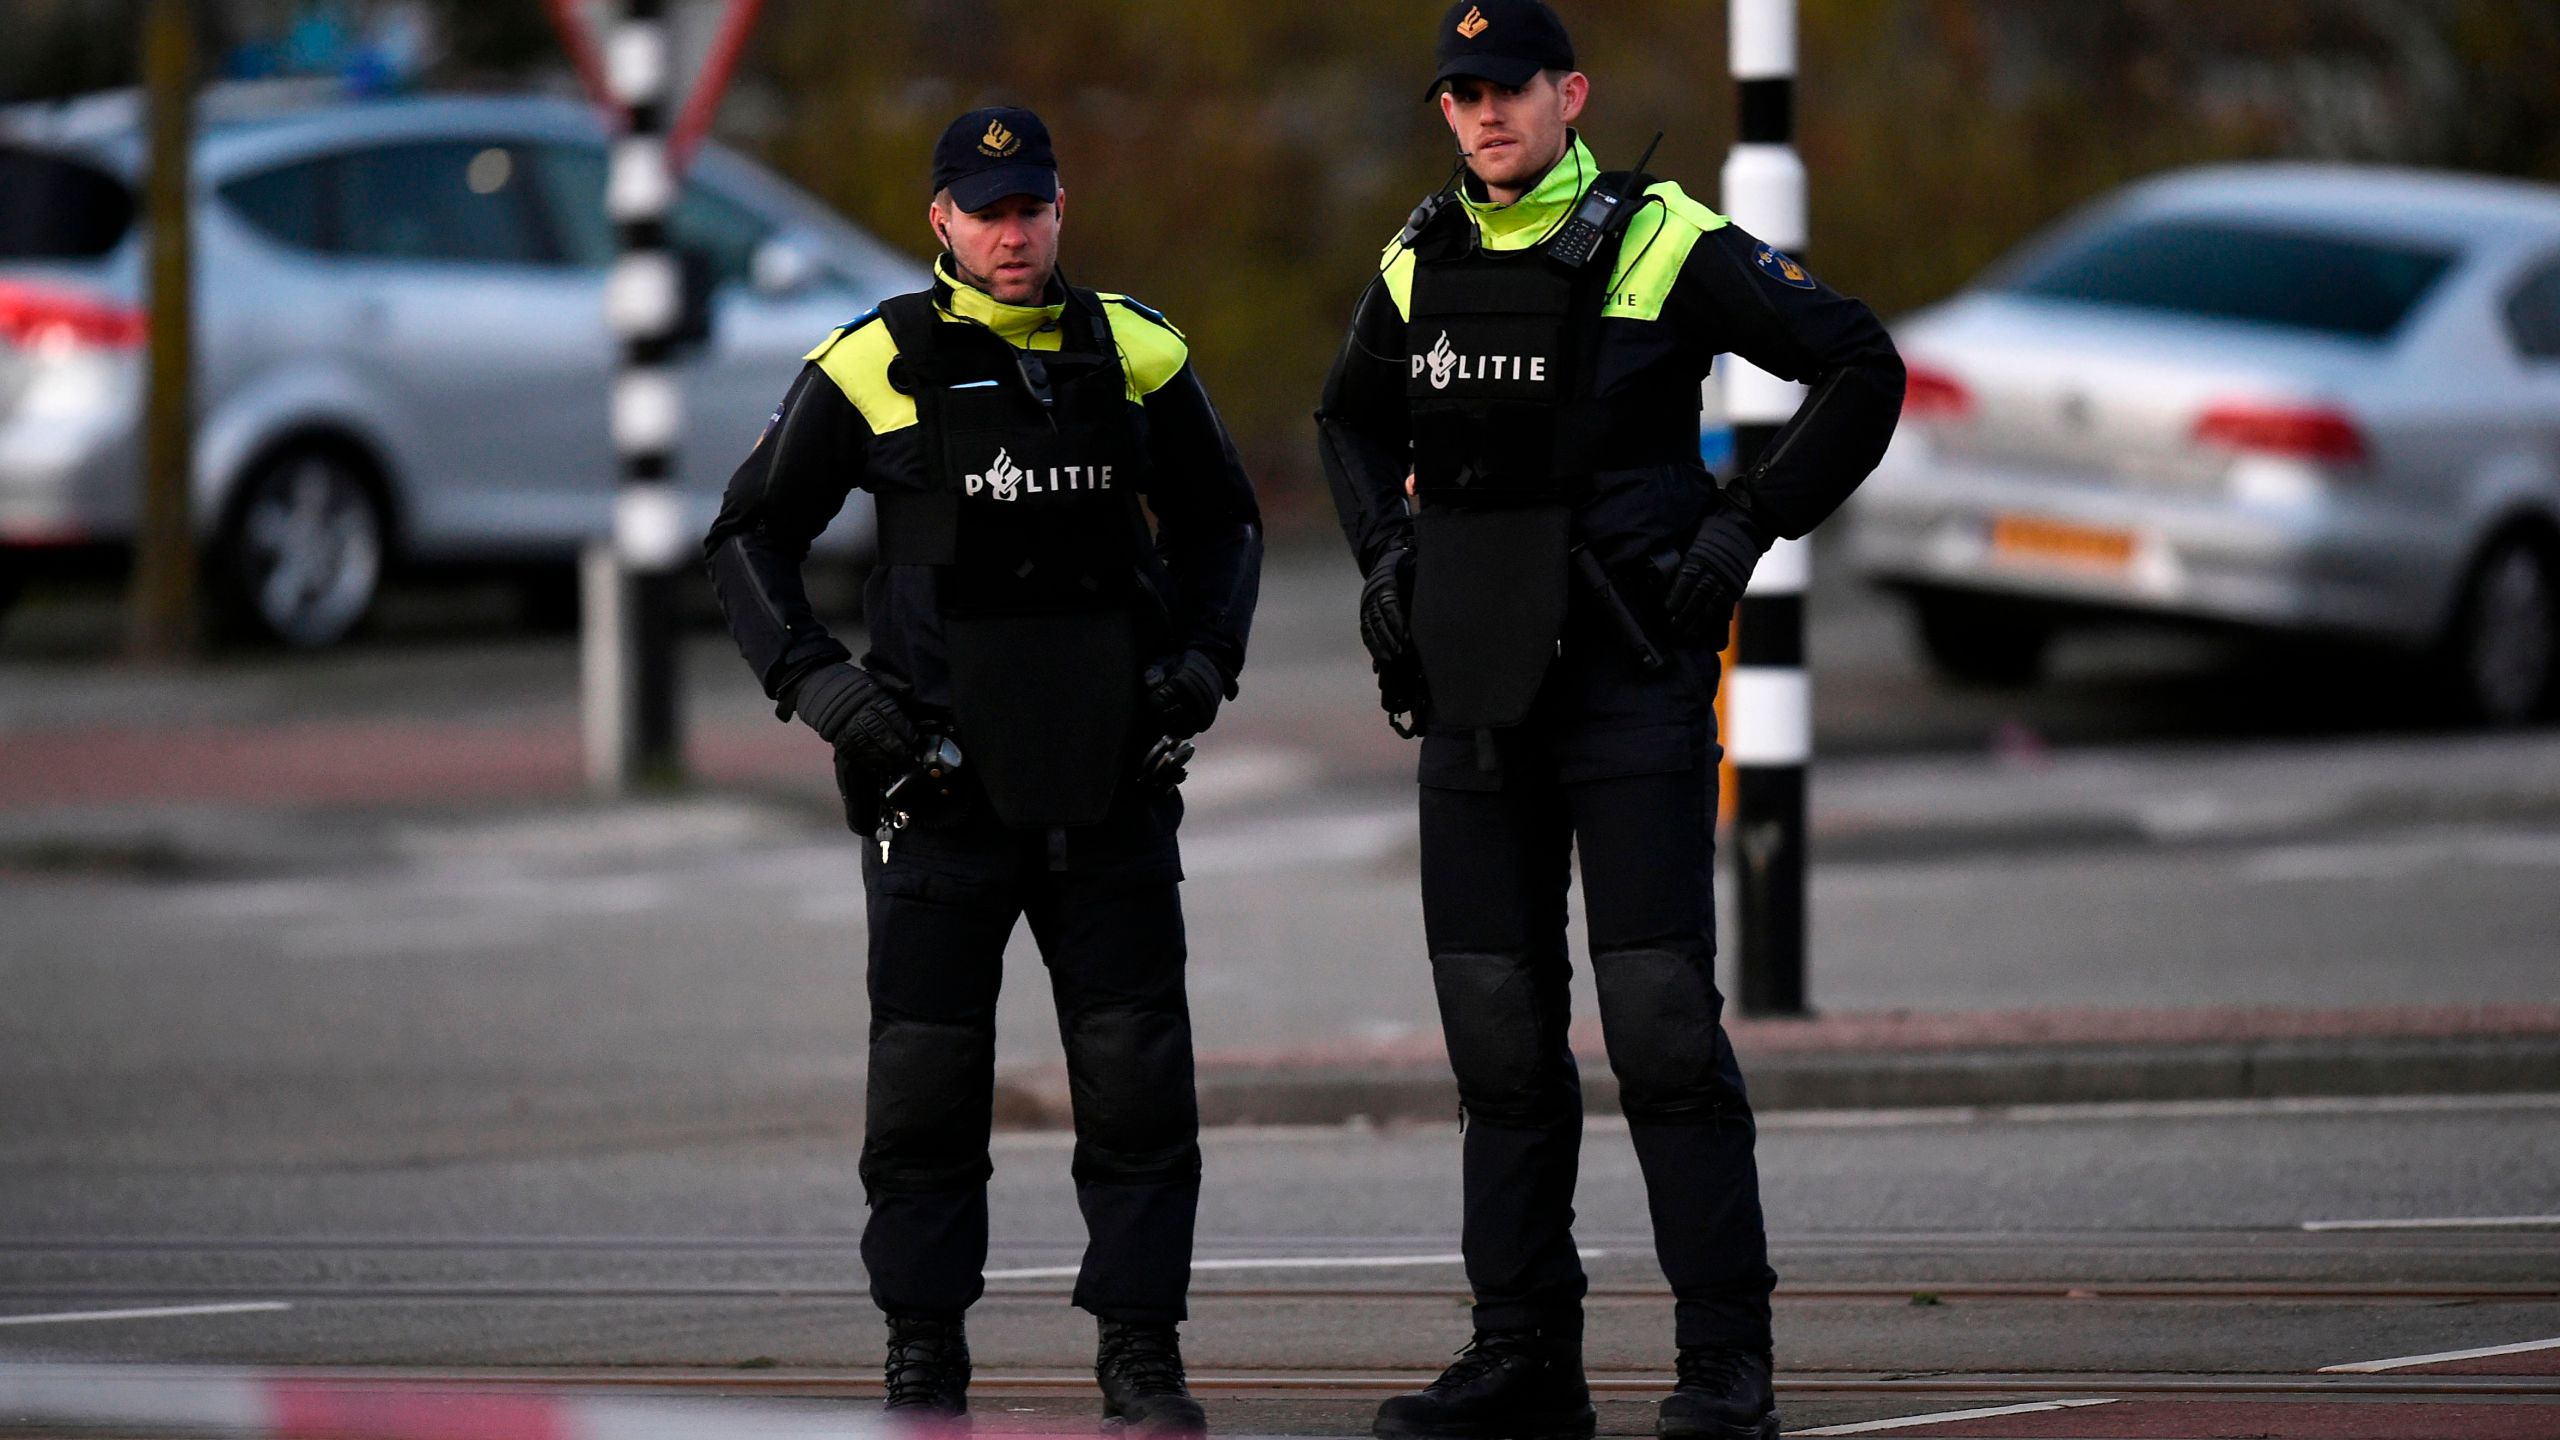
{"left": 1316, "top": 6, "right": 1902, "bottom": 1438}
{"left": 706, "top": 105, "right": 1261, "bottom": 1434}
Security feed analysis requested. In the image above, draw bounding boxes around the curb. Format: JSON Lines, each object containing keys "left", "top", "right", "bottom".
{"left": 8, "top": 758, "right": 2560, "bottom": 876}
{"left": 991, "top": 1034, "right": 2560, "bottom": 1130}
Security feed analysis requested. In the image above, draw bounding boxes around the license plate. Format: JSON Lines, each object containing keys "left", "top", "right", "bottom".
{"left": 1990, "top": 515, "right": 2138, "bottom": 569}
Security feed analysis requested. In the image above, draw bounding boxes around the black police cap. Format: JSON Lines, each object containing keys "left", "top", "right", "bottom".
{"left": 930, "top": 106, "right": 1058, "bottom": 213}
{"left": 1430, "top": 0, "right": 1576, "bottom": 97}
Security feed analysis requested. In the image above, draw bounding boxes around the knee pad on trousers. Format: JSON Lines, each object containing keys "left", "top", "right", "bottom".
{"left": 1432, "top": 949, "right": 1576, "bottom": 1129}
{"left": 861, "top": 1018, "right": 996, "bottom": 1192}
{"left": 1594, "top": 947, "right": 1742, "bottom": 1123}
{"left": 1065, "top": 1006, "right": 1201, "bottom": 1185}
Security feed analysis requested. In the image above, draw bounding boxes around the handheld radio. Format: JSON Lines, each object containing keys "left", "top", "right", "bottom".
{"left": 1547, "top": 132, "right": 1663, "bottom": 270}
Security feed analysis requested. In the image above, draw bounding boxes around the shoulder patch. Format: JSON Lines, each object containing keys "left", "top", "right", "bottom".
{"left": 1753, "top": 243, "right": 1818, "bottom": 290}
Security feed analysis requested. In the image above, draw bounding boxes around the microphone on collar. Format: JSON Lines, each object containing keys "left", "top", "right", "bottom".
{"left": 1397, "top": 156, "right": 1474, "bottom": 251}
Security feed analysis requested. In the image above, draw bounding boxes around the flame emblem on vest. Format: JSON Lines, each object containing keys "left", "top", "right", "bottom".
{"left": 1455, "top": 6, "right": 1490, "bottom": 38}
{"left": 968, "top": 447, "right": 1027, "bottom": 501}
{"left": 979, "top": 120, "right": 1022, "bottom": 158}
{"left": 1424, "top": 331, "right": 1460, "bottom": 390}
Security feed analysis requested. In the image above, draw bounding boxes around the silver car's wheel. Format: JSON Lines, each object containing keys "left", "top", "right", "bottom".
{"left": 215, "top": 451, "right": 386, "bottom": 649}
{"left": 2448, "top": 538, "right": 2558, "bottom": 727}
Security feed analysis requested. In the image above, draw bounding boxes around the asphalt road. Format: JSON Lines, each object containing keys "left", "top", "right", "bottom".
{"left": 2, "top": 1097, "right": 2556, "bottom": 1436}
{"left": 8, "top": 541, "right": 2559, "bottom": 1437}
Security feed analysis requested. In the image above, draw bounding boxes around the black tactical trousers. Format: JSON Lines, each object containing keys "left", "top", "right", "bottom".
{"left": 1416, "top": 632, "right": 1776, "bottom": 1353}
{"left": 855, "top": 785, "right": 1200, "bottom": 1325}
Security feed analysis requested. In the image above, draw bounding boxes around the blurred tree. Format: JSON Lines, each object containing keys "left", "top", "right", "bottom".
{"left": 735, "top": 0, "right": 2560, "bottom": 521}
{"left": 3, "top": 1, "right": 152, "bottom": 101}
{"left": 0, "top": 1, "right": 567, "bottom": 100}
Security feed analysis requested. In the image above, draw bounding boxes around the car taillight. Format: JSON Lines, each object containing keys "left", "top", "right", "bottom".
{"left": 1902, "top": 363, "right": 1973, "bottom": 421}
{"left": 0, "top": 282, "right": 148, "bottom": 351}
{"left": 2193, "top": 402, "right": 2366, "bottom": 464}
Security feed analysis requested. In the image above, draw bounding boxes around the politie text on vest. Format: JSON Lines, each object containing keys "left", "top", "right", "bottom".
{"left": 1413, "top": 330, "right": 1549, "bottom": 391}
{"left": 964, "top": 446, "right": 1116, "bottom": 501}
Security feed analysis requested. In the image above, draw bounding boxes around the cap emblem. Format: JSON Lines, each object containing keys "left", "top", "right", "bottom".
{"left": 979, "top": 120, "right": 1021, "bottom": 158}
{"left": 1456, "top": 5, "right": 1490, "bottom": 38}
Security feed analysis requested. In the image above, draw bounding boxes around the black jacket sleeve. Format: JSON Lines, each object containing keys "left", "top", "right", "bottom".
{"left": 1137, "top": 360, "right": 1263, "bottom": 688}
{"left": 1314, "top": 273, "right": 1416, "bottom": 574}
{"left": 1670, "top": 224, "right": 1906, "bottom": 540}
{"left": 702, "top": 362, "right": 869, "bottom": 713}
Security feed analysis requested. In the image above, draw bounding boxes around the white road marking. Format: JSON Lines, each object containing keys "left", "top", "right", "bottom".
{"left": 2304, "top": 1214, "right": 2560, "bottom": 1232}
{"left": 1757, "top": 1092, "right": 2560, "bottom": 1132}
{"left": 986, "top": 1249, "right": 1605, "bottom": 1282}
{"left": 1790, "top": 1398, "right": 2116, "bottom": 1436}
{"left": 2319, "top": 1333, "right": 2560, "bottom": 1373}
{"left": 0, "top": 1301, "right": 291, "bottom": 1329}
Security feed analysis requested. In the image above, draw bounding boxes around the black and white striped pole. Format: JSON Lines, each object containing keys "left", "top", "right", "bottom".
{"left": 1721, "top": 0, "right": 1811, "bottom": 1015}
{"left": 586, "top": 0, "right": 688, "bottom": 790}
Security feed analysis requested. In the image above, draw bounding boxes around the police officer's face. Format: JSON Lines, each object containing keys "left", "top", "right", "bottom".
{"left": 1440, "top": 71, "right": 1588, "bottom": 201}
{"left": 932, "top": 190, "right": 1065, "bottom": 306}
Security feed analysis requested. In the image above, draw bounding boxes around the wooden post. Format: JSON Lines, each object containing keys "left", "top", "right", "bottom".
{"left": 126, "top": 0, "right": 198, "bottom": 662}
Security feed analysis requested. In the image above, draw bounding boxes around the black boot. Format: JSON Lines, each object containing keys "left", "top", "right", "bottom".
{"left": 1656, "top": 1348, "right": 1776, "bottom": 1440}
{"left": 1097, "top": 1318, "right": 1208, "bottom": 1437}
{"left": 883, "top": 1315, "right": 971, "bottom": 1421}
{"left": 1373, "top": 1329, "right": 1593, "bottom": 1440}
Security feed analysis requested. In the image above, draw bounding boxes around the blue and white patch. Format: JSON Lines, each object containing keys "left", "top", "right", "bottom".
{"left": 838, "top": 305, "right": 883, "bottom": 332}
{"left": 1754, "top": 246, "right": 1817, "bottom": 290}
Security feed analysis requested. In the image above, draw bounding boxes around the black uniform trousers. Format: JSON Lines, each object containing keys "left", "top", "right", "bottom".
{"left": 855, "top": 782, "right": 1201, "bottom": 1326}
{"left": 1417, "top": 612, "right": 1776, "bottom": 1354}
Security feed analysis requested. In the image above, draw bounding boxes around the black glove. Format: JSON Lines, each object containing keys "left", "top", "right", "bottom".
{"left": 1143, "top": 649, "right": 1228, "bottom": 739}
{"left": 1664, "top": 499, "right": 1770, "bottom": 644}
{"left": 1374, "top": 650, "right": 1427, "bottom": 739}
{"left": 1357, "top": 544, "right": 1414, "bottom": 668}
{"left": 791, "top": 662, "right": 919, "bottom": 771}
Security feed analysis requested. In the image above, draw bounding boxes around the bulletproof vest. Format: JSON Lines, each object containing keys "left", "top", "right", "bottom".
{"left": 1403, "top": 172, "right": 1693, "bottom": 731}
{"left": 874, "top": 287, "right": 1151, "bottom": 829}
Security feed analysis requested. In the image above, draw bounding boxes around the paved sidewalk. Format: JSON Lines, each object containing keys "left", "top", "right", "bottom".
{"left": 11, "top": 713, "right": 2560, "bottom": 869}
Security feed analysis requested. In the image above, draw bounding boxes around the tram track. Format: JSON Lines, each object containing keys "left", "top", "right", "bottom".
{"left": 5, "top": 1280, "right": 2556, "bottom": 1304}
{"left": 19, "top": 1365, "right": 2539, "bottom": 1400}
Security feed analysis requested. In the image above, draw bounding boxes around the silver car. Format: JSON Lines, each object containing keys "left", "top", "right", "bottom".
{"left": 0, "top": 84, "right": 921, "bottom": 646}
{"left": 1852, "top": 163, "right": 2560, "bottom": 724}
